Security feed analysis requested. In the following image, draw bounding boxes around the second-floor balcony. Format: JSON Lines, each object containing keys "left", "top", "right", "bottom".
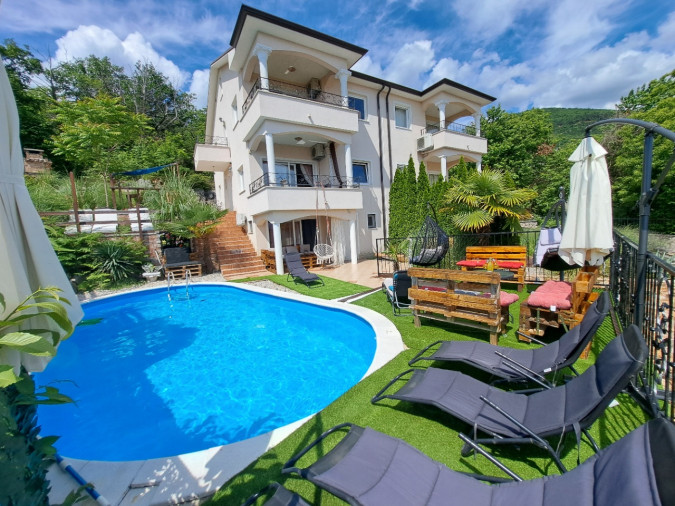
{"left": 194, "top": 136, "right": 231, "bottom": 172}
{"left": 247, "top": 174, "right": 363, "bottom": 217}
{"left": 238, "top": 78, "right": 359, "bottom": 140}
{"left": 418, "top": 121, "right": 488, "bottom": 155}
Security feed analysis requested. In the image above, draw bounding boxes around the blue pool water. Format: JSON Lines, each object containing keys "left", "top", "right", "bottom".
{"left": 36, "top": 284, "right": 376, "bottom": 461}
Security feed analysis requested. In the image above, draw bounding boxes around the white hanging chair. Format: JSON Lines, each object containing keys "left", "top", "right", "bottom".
{"left": 314, "top": 183, "right": 335, "bottom": 264}
{"left": 313, "top": 243, "right": 334, "bottom": 264}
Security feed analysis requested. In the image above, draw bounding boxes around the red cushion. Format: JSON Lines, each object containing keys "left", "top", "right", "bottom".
{"left": 421, "top": 286, "right": 445, "bottom": 292}
{"left": 496, "top": 261, "right": 524, "bottom": 269}
{"left": 457, "top": 260, "right": 487, "bottom": 267}
{"left": 527, "top": 281, "right": 572, "bottom": 309}
{"left": 499, "top": 292, "right": 519, "bottom": 307}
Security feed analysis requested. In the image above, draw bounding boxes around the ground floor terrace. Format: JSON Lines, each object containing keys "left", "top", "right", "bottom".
{"left": 48, "top": 228, "right": 672, "bottom": 505}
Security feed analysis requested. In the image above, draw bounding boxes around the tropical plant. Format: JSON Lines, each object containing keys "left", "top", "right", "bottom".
{"left": 383, "top": 239, "right": 409, "bottom": 272}
{"left": 92, "top": 239, "right": 148, "bottom": 283}
{"left": 444, "top": 168, "right": 537, "bottom": 233}
{"left": 0, "top": 287, "right": 76, "bottom": 505}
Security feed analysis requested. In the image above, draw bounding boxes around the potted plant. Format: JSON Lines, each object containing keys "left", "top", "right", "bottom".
{"left": 141, "top": 263, "right": 161, "bottom": 282}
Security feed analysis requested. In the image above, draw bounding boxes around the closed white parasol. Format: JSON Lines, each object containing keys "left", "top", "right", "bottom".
{"left": 558, "top": 136, "right": 614, "bottom": 267}
{"left": 0, "top": 57, "right": 83, "bottom": 374}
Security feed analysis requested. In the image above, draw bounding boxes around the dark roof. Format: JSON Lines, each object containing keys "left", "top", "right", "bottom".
{"left": 351, "top": 71, "right": 496, "bottom": 102}
{"left": 230, "top": 5, "right": 368, "bottom": 56}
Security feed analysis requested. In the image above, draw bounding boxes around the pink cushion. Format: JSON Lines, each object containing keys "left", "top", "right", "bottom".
{"left": 527, "top": 280, "right": 572, "bottom": 309}
{"left": 457, "top": 260, "right": 487, "bottom": 267}
{"left": 421, "top": 286, "right": 445, "bottom": 292}
{"left": 499, "top": 292, "right": 519, "bottom": 307}
{"left": 497, "top": 261, "right": 524, "bottom": 269}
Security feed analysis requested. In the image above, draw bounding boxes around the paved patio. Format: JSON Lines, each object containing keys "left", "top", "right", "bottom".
{"left": 312, "top": 259, "right": 383, "bottom": 288}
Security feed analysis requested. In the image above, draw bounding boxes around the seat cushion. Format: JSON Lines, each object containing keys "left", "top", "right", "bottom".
{"left": 527, "top": 280, "right": 572, "bottom": 309}
{"left": 499, "top": 292, "right": 519, "bottom": 307}
{"left": 497, "top": 261, "right": 524, "bottom": 269}
{"left": 456, "top": 260, "right": 487, "bottom": 267}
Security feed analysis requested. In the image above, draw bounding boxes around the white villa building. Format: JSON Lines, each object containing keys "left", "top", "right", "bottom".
{"left": 195, "top": 5, "right": 495, "bottom": 274}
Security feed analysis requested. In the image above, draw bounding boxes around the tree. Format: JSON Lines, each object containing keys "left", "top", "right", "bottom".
{"left": 47, "top": 55, "right": 128, "bottom": 101}
{"left": 444, "top": 169, "right": 537, "bottom": 233}
{"left": 388, "top": 156, "right": 418, "bottom": 239}
{"left": 50, "top": 95, "right": 151, "bottom": 176}
{"left": 0, "top": 39, "right": 54, "bottom": 151}
{"left": 415, "top": 161, "right": 430, "bottom": 232}
{"left": 453, "top": 156, "right": 468, "bottom": 181}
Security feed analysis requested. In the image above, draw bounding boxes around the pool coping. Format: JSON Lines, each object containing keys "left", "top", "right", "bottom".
{"left": 47, "top": 282, "right": 404, "bottom": 505}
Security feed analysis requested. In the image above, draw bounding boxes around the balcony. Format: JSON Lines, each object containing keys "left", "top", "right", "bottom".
{"left": 194, "top": 136, "right": 231, "bottom": 172}
{"left": 247, "top": 174, "right": 363, "bottom": 217}
{"left": 238, "top": 78, "right": 359, "bottom": 141}
{"left": 418, "top": 121, "right": 488, "bottom": 155}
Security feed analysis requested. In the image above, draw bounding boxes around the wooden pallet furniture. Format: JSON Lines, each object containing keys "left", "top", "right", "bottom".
{"left": 163, "top": 247, "right": 203, "bottom": 280}
{"left": 408, "top": 268, "right": 503, "bottom": 345}
{"left": 518, "top": 266, "right": 600, "bottom": 355}
{"left": 461, "top": 246, "right": 527, "bottom": 291}
{"left": 261, "top": 248, "right": 317, "bottom": 272}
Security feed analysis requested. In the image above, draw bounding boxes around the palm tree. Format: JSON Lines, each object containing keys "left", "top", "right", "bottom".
{"left": 444, "top": 168, "right": 536, "bottom": 233}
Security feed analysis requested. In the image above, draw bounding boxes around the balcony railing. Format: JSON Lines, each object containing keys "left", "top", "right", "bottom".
{"left": 242, "top": 78, "right": 350, "bottom": 116}
{"left": 249, "top": 174, "right": 359, "bottom": 195}
{"left": 421, "top": 121, "right": 477, "bottom": 136}
{"left": 197, "top": 135, "right": 229, "bottom": 147}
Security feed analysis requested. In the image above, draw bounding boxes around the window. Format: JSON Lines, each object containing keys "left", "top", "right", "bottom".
{"left": 396, "top": 164, "right": 406, "bottom": 172}
{"left": 353, "top": 162, "right": 369, "bottom": 184}
{"left": 231, "top": 98, "right": 238, "bottom": 125}
{"left": 395, "top": 105, "right": 410, "bottom": 129}
{"left": 237, "top": 166, "right": 245, "bottom": 193}
{"left": 348, "top": 96, "right": 366, "bottom": 120}
{"left": 247, "top": 219, "right": 253, "bottom": 234}
{"left": 428, "top": 173, "right": 440, "bottom": 185}
{"left": 367, "top": 213, "right": 377, "bottom": 229}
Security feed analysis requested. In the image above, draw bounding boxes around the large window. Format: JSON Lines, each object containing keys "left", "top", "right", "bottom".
{"left": 353, "top": 162, "right": 369, "bottom": 184}
{"left": 395, "top": 104, "right": 410, "bottom": 129}
{"left": 348, "top": 96, "right": 366, "bottom": 120}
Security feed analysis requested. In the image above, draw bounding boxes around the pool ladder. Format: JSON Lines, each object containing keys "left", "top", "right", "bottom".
{"left": 166, "top": 270, "right": 192, "bottom": 300}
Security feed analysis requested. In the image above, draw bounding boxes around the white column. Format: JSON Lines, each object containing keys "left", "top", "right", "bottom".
{"left": 335, "top": 68, "right": 351, "bottom": 106}
{"left": 344, "top": 143, "right": 353, "bottom": 186}
{"left": 254, "top": 44, "right": 272, "bottom": 90}
{"left": 440, "top": 155, "right": 447, "bottom": 180}
{"left": 272, "top": 221, "right": 284, "bottom": 275}
{"left": 473, "top": 112, "right": 481, "bottom": 136}
{"left": 349, "top": 217, "right": 358, "bottom": 264}
{"left": 477, "top": 159, "right": 482, "bottom": 173}
{"left": 264, "top": 132, "right": 276, "bottom": 184}
{"left": 435, "top": 100, "right": 448, "bottom": 130}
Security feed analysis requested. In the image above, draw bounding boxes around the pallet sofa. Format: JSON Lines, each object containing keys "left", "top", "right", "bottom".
{"left": 408, "top": 267, "right": 512, "bottom": 345}
{"left": 458, "top": 245, "right": 527, "bottom": 291}
{"left": 163, "top": 247, "right": 202, "bottom": 280}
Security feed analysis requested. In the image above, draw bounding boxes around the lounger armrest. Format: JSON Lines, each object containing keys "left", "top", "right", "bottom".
{"left": 241, "top": 482, "right": 282, "bottom": 506}
{"left": 478, "top": 395, "right": 567, "bottom": 473}
{"left": 517, "top": 330, "right": 546, "bottom": 346}
{"left": 371, "top": 369, "right": 415, "bottom": 404}
{"left": 283, "top": 423, "right": 354, "bottom": 477}
{"left": 408, "top": 340, "right": 444, "bottom": 366}
{"left": 495, "top": 352, "right": 552, "bottom": 389}
{"left": 457, "top": 433, "right": 522, "bottom": 482}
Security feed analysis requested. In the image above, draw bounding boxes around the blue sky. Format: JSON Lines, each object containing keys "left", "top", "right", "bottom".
{"left": 1, "top": 0, "right": 674, "bottom": 110}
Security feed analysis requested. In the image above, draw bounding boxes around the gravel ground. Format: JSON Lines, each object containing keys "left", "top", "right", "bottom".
{"left": 77, "top": 273, "right": 294, "bottom": 301}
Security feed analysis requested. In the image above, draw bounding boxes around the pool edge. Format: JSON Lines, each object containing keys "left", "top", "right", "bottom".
{"left": 48, "top": 282, "right": 404, "bottom": 505}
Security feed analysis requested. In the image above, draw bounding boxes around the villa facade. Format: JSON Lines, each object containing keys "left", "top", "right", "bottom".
{"left": 195, "top": 5, "right": 495, "bottom": 274}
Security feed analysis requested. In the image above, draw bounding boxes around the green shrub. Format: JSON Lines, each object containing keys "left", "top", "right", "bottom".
{"left": 93, "top": 239, "right": 147, "bottom": 283}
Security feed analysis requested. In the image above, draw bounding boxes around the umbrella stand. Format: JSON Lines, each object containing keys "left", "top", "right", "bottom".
{"left": 584, "top": 119, "right": 675, "bottom": 329}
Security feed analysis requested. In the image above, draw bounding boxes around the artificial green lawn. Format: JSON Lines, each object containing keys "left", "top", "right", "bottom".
{"left": 232, "top": 274, "right": 371, "bottom": 300}
{"left": 208, "top": 283, "right": 649, "bottom": 505}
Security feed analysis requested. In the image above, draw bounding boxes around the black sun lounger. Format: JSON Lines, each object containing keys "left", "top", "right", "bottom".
{"left": 284, "top": 250, "right": 324, "bottom": 288}
{"left": 242, "top": 482, "right": 310, "bottom": 506}
{"left": 282, "top": 417, "right": 675, "bottom": 506}
{"left": 373, "top": 324, "right": 647, "bottom": 472}
{"left": 409, "top": 291, "right": 610, "bottom": 383}
{"left": 383, "top": 270, "right": 412, "bottom": 316}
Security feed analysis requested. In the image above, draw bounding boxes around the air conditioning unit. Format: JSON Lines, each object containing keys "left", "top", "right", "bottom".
{"left": 311, "top": 144, "right": 326, "bottom": 160}
{"left": 235, "top": 213, "right": 246, "bottom": 226}
{"left": 417, "top": 134, "right": 433, "bottom": 152}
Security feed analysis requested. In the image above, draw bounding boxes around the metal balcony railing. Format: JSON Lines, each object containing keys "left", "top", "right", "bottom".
{"left": 421, "top": 121, "right": 477, "bottom": 136}
{"left": 242, "top": 78, "right": 350, "bottom": 115}
{"left": 249, "top": 174, "right": 360, "bottom": 195}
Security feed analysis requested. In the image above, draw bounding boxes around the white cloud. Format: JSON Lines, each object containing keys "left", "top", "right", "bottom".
{"left": 189, "top": 69, "right": 210, "bottom": 109}
{"left": 451, "top": 0, "right": 545, "bottom": 42}
{"left": 383, "top": 40, "right": 436, "bottom": 88}
{"left": 53, "top": 25, "right": 189, "bottom": 88}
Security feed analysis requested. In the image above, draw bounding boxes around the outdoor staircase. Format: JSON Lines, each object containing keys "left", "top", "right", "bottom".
{"left": 210, "top": 212, "right": 270, "bottom": 280}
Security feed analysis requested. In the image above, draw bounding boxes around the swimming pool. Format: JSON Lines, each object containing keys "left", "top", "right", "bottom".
{"left": 36, "top": 284, "right": 377, "bottom": 461}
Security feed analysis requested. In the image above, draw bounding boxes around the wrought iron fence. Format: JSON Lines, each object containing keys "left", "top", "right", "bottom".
{"left": 421, "top": 121, "right": 478, "bottom": 136}
{"left": 249, "top": 174, "right": 360, "bottom": 195}
{"left": 197, "top": 135, "right": 229, "bottom": 146}
{"left": 242, "top": 78, "right": 349, "bottom": 115}
{"left": 611, "top": 231, "right": 674, "bottom": 420}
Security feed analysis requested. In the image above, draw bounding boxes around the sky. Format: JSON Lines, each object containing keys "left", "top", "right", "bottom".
{"left": 1, "top": 0, "right": 674, "bottom": 111}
